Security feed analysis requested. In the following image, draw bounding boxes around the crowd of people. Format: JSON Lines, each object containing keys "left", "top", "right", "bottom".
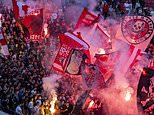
{"left": 0, "top": 6, "right": 83, "bottom": 115}
{"left": 0, "top": 8, "right": 49, "bottom": 114}
{"left": 95, "top": 0, "right": 152, "bottom": 19}
{"left": 0, "top": 0, "right": 154, "bottom": 115}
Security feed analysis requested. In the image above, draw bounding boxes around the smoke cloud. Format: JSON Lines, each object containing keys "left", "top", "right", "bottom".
{"left": 2, "top": 0, "right": 151, "bottom": 114}
{"left": 42, "top": 74, "right": 61, "bottom": 99}
{"left": 75, "top": 16, "right": 149, "bottom": 114}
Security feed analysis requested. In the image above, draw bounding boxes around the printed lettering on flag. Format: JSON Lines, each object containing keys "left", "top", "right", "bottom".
{"left": 75, "top": 8, "right": 98, "bottom": 29}
{"left": 12, "top": 0, "right": 43, "bottom": 43}
{"left": 22, "top": 8, "right": 43, "bottom": 43}
{"left": 53, "top": 32, "right": 89, "bottom": 73}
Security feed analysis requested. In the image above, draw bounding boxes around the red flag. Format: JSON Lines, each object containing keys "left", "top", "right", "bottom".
{"left": 95, "top": 52, "right": 116, "bottom": 82}
{"left": 52, "top": 32, "right": 89, "bottom": 72}
{"left": 125, "top": 45, "right": 142, "bottom": 70}
{"left": 22, "top": 8, "right": 43, "bottom": 43}
{"left": 75, "top": 8, "right": 109, "bottom": 40}
{"left": 0, "top": 28, "right": 9, "bottom": 56}
{"left": 95, "top": 44, "right": 142, "bottom": 81}
{"left": 75, "top": 8, "right": 110, "bottom": 63}
{"left": 75, "top": 8, "right": 98, "bottom": 29}
{"left": 117, "top": 16, "right": 154, "bottom": 50}
{"left": 12, "top": 0, "right": 29, "bottom": 18}
{"left": 75, "top": 8, "right": 96, "bottom": 63}
{"left": 12, "top": 0, "right": 19, "bottom": 18}
{"left": 12, "top": 0, "right": 43, "bottom": 43}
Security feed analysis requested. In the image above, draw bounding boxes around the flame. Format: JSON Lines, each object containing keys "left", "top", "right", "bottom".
{"left": 44, "top": 28, "right": 48, "bottom": 36}
{"left": 108, "top": 39, "right": 111, "bottom": 43}
{"left": 34, "top": 13, "right": 38, "bottom": 16}
{"left": 44, "top": 23, "right": 48, "bottom": 37}
{"left": 142, "top": 69, "right": 147, "bottom": 76}
{"left": 50, "top": 96, "right": 57, "bottom": 114}
{"left": 124, "top": 91, "right": 131, "bottom": 102}
{"left": 98, "top": 48, "right": 106, "bottom": 54}
{"left": 50, "top": 108, "right": 55, "bottom": 114}
{"left": 138, "top": 67, "right": 143, "bottom": 72}
{"left": 88, "top": 100, "right": 94, "bottom": 108}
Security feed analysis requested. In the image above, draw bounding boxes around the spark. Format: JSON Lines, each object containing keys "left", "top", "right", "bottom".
{"left": 124, "top": 91, "right": 131, "bottom": 102}
{"left": 34, "top": 13, "right": 38, "bottom": 16}
{"left": 50, "top": 96, "right": 57, "bottom": 114}
{"left": 108, "top": 39, "right": 111, "bottom": 43}
{"left": 44, "top": 28, "right": 48, "bottom": 36}
{"left": 88, "top": 100, "right": 94, "bottom": 108}
{"left": 98, "top": 48, "right": 106, "bottom": 54}
{"left": 44, "top": 23, "right": 48, "bottom": 37}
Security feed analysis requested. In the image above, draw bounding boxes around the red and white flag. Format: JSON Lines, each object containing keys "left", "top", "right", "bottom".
{"left": 75, "top": 8, "right": 98, "bottom": 29}
{"left": 12, "top": 0, "right": 29, "bottom": 18}
{"left": 75, "top": 8, "right": 109, "bottom": 39}
{"left": 122, "top": 45, "right": 142, "bottom": 73}
{"left": 53, "top": 32, "right": 89, "bottom": 72}
{"left": 12, "top": 0, "right": 43, "bottom": 43}
{"left": 95, "top": 44, "right": 143, "bottom": 81}
{"left": 149, "top": 57, "right": 154, "bottom": 69}
{"left": 75, "top": 8, "right": 110, "bottom": 63}
{"left": 116, "top": 16, "right": 154, "bottom": 50}
{"left": 0, "top": 28, "right": 9, "bottom": 56}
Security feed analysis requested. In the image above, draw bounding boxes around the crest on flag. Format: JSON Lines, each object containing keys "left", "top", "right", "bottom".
{"left": 121, "top": 16, "right": 154, "bottom": 45}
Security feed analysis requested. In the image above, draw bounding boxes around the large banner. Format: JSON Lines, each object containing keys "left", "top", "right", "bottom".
{"left": 52, "top": 32, "right": 89, "bottom": 73}
{"left": 75, "top": 8, "right": 110, "bottom": 63}
{"left": 75, "top": 8, "right": 98, "bottom": 29}
{"left": 95, "top": 43, "right": 145, "bottom": 82}
{"left": 12, "top": 0, "right": 43, "bottom": 43}
{"left": 117, "top": 16, "right": 154, "bottom": 50}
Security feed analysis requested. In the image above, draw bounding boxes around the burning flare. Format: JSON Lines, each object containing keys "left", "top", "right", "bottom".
{"left": 88, "top": 100, "right": 94, "bottom": 108}
{"left": 98, "top": 48, "right": 106, "bottom": 54}
{"left": 34, "top": 13, "right": 38, "bottom": 16}
{"left": 124, "top": 91, "right": 131, "bottom": 102}
{"left": 44, "top": 28, "right": 48, "bottom": 36}
{"left": 50, "top": 96, "right": 57, "bottom": 114}
{"left": 44, "top": 23, "right": 48, "bottom": 36}
{"left": 124, "top": 87, "right": 134, "bottom": 102}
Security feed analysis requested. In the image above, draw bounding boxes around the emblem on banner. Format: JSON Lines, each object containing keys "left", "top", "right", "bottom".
{"left": 121, "top": 16, "right": 153, "bottom": 44}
